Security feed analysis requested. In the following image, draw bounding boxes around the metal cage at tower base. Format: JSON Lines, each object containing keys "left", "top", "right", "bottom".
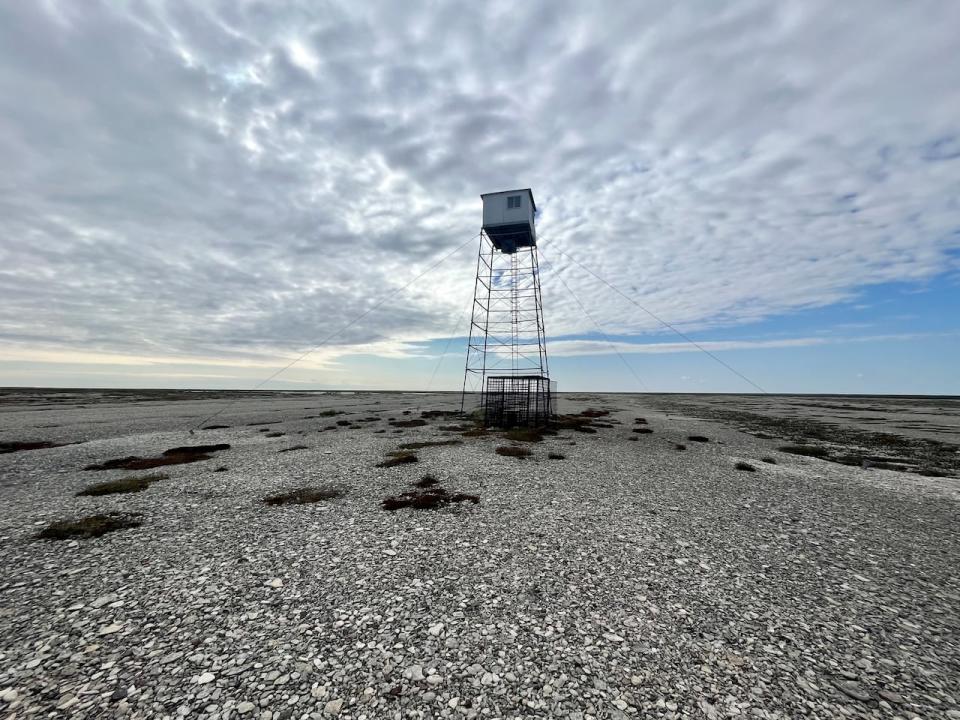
{"left": 483, "top": 375, "right": 557, "bottom": 428}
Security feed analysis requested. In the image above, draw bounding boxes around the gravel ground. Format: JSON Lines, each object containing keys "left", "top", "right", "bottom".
{"left": 0, "top": 390, "right": 958, "bottom": 720}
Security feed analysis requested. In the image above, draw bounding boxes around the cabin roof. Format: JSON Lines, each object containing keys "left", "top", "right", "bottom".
{"left": 480, "top": 188, "right": 536, "bottom": 213}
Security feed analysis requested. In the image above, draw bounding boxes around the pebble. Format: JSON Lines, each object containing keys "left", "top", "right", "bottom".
{"left": 428, "top": 622, "right": 444, "bottom": 636}
{"left": 1, "top": 689, "right": 18, "bottom": 703}
{"left": 267, "top": 578, "right": 283, "bottom": 588}
{"left": 838, "top": 681, "right": 871, "bottom": 702}
{"left": 238, "top": 701, "right": 256, "bottom": 714}
{"left": 323, "top": 698, "right": 343, "bottom": 715}
{"left": 197, "top": 673, "right": 216, "bottom": 685}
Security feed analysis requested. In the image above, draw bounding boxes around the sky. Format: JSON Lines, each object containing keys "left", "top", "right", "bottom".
{"left": 1, "top": 0, "right": 958, "bottom": 394}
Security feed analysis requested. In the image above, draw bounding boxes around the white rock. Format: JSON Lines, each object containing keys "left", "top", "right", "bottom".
{"left": 196, "top": 672, "right": 215, "bottom": 685}
{"left": 383, "top": 549, "right": 397, "bottom": 556}
{"left": 323, "top": 698, "right": 343, "bottom": 715}
{"left": 237, "top": 701, "right": 255, "bottom": 714}
{"left": 403, "top": 665, "right": 425, "bottom": 681}
{"left": 428, "top": 623, "right": 444, "bottom": 636}
{"left": 448, "top": 697, "right": 460, "bottom": 709}
{"left": 426, "top": 675, "right": 443, "bottom": 686}
{"left": 267, "top": 578, "right": 283, "bottom": 588}
{"left": 99, "top": 623, "right": 123, "bottom": 635}
{"left": 603, "top": 632, "right": 625, "bottom": 643}
{"left": 1, "top": 689, "right": 18, "bottom": 703}
{"left": 480, "top": 672, "right": 499, "bottom": 686}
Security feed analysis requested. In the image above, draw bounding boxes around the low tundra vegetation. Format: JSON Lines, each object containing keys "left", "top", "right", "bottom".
{"left": 377, "top": 451, "right": 419, "bottom": 468}
{"left": 263, "top": 486, "right": 346, "bottom": 505}
{"left": 779, "top": 444, "right": 829, "bottom": 458}
{"left": 84, "top": 444, "right": 230, "bottom": 471}
{"left": 1, "top": 440, "right": 65, "bottom": 454}
{"left": 382, "top": 486, "right": 479, "bottom": 511}
{"left": 496, "top": 446, "right": 532, "bottom": 459}
{"left": 77, "top": 472, "right": 167, "bottom": 496}
{"left": 37, "top": 513, "right": 142, "bottom": 540}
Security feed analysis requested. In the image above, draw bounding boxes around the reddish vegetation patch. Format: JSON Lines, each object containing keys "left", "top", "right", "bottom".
{"left": 632, "top": 428, "right": 653, "bottom": 434}
{"left": 634, "top": 418, "right": 648, "bottom": 425}
{"left": 264, "top": 432, "right": 285, "bottom": 438}
{"left": 548, "top": 453, "right": 566, "bottom": 460}
{"left": 735, "top": 461, "right": 757, "bottom": 472}
{"left": 1, "top": 441, "right": 64, "bottom": 454}
{"left": 687, "top": 435, "right": 710, "bottom": 443}
{"left": 202, "top": 425, "right": 230, "bottom": 430}
{"left": 382, "top": 486, "right": 480, "bottom": 511}
{"left": 461, "top": 427, "right": 489, "bottom": 438}
{"left": 278, "top": 445, "right": 309, "bottom": 453}
{"left": 440, "top": 424, "right": 474, "bottom": 432}
{"left": 675, "top": 444, "right": 687, "bottom": 450}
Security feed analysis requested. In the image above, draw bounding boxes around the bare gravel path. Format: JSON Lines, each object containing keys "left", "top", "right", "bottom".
{"left": 1, "top": 391, "right": 957, "bottom": 719}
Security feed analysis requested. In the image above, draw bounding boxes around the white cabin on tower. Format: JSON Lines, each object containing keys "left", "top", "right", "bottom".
{"left": 481, "top": 188, "right": 536, "bottom": 254}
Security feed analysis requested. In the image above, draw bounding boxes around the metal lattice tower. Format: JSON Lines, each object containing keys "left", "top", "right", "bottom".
{"left": 460, "top": 189, "right": 552, "bottom": 426}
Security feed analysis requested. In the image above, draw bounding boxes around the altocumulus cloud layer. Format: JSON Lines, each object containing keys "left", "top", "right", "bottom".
{"left": 1, "top": 1, "right": 958, "bottom": 381}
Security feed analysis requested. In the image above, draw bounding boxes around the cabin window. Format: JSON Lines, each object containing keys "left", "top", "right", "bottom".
{"left": 507, "top": 195, "right": 522, "bottom": 209}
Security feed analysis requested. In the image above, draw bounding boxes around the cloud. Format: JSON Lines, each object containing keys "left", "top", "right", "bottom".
{"left": 0, "top": 0, "right": 958, "bottom": 382}
{"left": 547, "top": 332, "right": 956, "bottom": 357}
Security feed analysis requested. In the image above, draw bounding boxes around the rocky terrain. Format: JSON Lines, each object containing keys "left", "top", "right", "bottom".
{"left": 0, "top": 389, "right": 958, "bottom": 720}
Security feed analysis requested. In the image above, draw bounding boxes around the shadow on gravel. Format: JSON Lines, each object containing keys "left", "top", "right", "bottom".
{"left": 84, "top": 444, "right": 230, "bottom": 471}
{"left": 382, "top": 486, "right": 479, "bottom": 511}
{"left": 735, "top": 461, "right": 757, "bottom": 472}
{"left": 278, "top": 445, "right": 309, "bottom": 453}
{"left": 415, "top": 474, "right": 439, "bottom": 487}
{"left": 263, "top": 486, "right": 346, "bottom": 505}
{"left": 1, "top": 441, "right": 66, "bottom": 454}
{"left": 77, "top": 473, "right": 167, "bottom": 496}
{"left": 37, "top": 513, "right": 142, "bottom": 540}
{"left": 548, "top": 453, "right": 566, "bottom": 460}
